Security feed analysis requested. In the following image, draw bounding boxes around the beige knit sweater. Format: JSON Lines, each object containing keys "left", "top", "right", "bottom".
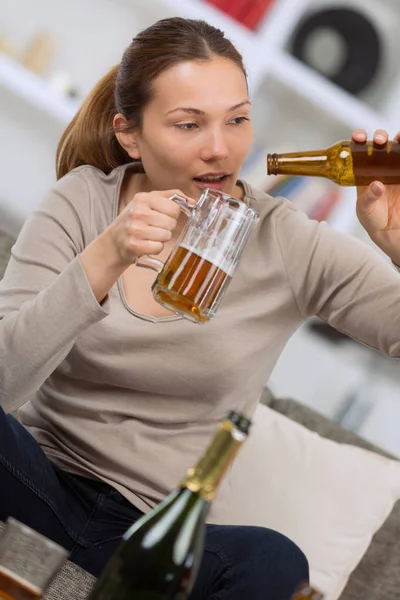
{"left": 1, "top": 162, "right": 399, "bottom": 515}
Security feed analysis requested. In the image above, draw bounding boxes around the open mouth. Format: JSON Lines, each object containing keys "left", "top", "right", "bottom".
{"left": 193, "top": 174, "right": 229, "bottom": 186}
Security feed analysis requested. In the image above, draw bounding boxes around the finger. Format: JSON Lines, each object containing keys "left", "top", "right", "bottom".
{"left": 150, "top": 190, "right": 198, "bottom": 219}
{"left": 160, "top": 189, "right": 197, "bottom": 205}
{"left": 149, "top": 195, "right": 182, "bottom": 219}
{"left": 356, "top": 182, "right": 388, "bottom": 232}
{"left": 373, "top": 129, "right": 388, "bottom": 145}
{"left": 352, "top": 129, "right": 367, "bottom": 143}
{"left": 133, "top": 241, "right": 164, "bottom": 259}
{"left": 131, "top": 204, "right": 177, "bottom": 230}
{"left": 147, "top": 211, "right": 178, "bottom": 231}
{"left": 143, "top": 225, "right": 173, "bottom": 244}
{"left": 358, "top": 181, "right": 384, "bottom": 212}
{"left": 394, "top": 131, "right": 400, "bottom": 144}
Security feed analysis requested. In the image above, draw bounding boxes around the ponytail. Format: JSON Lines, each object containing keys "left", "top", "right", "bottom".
{"left": 56, "top": 65, "right": 132, "bottom": 180}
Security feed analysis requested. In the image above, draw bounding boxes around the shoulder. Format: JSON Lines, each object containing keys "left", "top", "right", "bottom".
{"left": 241, "top": 179, "right": 375, "bottom": 265}
{"left": 240, "top": 178, "right": 347, "bottom": 257}
{"left": 241, "top": 179, "right": 306, "bottom": 227}
{"left": 35, "top": 164, "right": 126, "bottom": 233}
{"left": 49, "top": 164, "right": 123, "bottom": 205}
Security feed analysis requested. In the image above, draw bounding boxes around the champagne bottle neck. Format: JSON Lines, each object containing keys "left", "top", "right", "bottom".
{"left": 180, "top": 413, "right": 250, "bottom": 501}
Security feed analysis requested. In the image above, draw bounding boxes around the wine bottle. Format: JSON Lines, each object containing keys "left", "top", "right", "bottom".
{"left": 88, "top": 411, "right": 251, "bottom": 600}
{"left": 267, "top": 139, "right": 400, "bottom": 186}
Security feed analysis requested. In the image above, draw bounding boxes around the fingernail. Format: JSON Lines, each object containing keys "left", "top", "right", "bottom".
{"left": 376, "top": 134, "right": 385, "bottom": 143}
{"left": 372, "top": 182, "right": 383, "bottom": 196}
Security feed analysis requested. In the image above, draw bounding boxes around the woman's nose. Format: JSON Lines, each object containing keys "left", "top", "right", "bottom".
{"left": 200, "top": 130, "right": 229, "bottom": 162}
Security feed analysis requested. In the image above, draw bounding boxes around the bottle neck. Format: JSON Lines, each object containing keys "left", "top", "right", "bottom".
{"left": 267, "top": 142, "right": 357, "bottom": 185}
{"left": 267, "top": 148, "right": 331, "bottom": 178}
{"left": 180, "top": 413, "right": 250, "bottom": 501}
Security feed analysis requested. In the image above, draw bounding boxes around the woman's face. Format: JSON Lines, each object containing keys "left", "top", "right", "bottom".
{"left": 131, "top": 56, "right": 253, "bottom": 200}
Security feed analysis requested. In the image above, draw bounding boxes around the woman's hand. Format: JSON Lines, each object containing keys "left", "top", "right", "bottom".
{"left": 108, "top": 189, "right": 194, "bottom": 265}
{"left": 80, "top": 189, "right": 194, "bottom": 303}
{"left": 354, "top": 129, "right": 400, "bottom": 264}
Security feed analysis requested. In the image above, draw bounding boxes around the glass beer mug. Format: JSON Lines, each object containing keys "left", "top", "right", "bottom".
{"left": 135, "top": 188, "right": 259, "bottom": 324}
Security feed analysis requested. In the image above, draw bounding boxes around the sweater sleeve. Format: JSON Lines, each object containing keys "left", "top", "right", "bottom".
{"left": 0, "top": 171, "right": 109, "bottom": 412}
{"left": 274, "top": 198, "right": 400, "bottom": 357}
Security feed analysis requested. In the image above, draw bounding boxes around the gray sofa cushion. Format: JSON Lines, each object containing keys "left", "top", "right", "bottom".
{"left": 45, "top": 560, "right": 95, "bottom": 599}
{"left": 262, "top": 393, "right": 400, "bottom": 600}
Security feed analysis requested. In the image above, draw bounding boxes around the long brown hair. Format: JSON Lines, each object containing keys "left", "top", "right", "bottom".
{"left": 56, "top": 17, "right": 247, "bottom": 179}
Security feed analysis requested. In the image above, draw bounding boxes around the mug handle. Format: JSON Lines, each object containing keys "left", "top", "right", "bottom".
{"left": 134, "top": 193, "right": 196, "bottom": 272}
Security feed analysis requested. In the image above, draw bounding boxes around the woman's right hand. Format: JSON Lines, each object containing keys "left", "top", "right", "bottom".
{"left": 80, "top": 189, "right": 194, "bottom": 303}
{"left": 108, "top": 189, "right": 189, "bottom": 265}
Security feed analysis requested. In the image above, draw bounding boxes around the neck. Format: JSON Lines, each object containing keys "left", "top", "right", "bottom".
{"left": 233, "top": 181, "right": 245, "bottom": 201}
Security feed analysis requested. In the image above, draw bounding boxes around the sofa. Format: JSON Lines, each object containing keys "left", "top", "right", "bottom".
{"left": 1, "top": 227, "right": 399, "bottom": 599}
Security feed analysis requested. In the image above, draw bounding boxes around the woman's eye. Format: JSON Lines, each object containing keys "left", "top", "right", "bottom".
{"left": 229, "top": 116, "right": 250, "bottom": 125}
{"left": 175, "top": 122, "right": 198, "bottom": 130}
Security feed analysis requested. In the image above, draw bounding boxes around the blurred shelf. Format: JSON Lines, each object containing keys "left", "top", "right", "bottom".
{"left": 269, "top": 51, "right": 394, "bottom": 133}
{"left": 324, "top": 187, "right": 357, "bottom": 234}
{"left": 113, "top": 0, "right": 304, "bottom": 91}
{"left": 114, "top": 0, "right": 261, "bottom": 88}
{"left": 0, "top": 53, "right": 80, "bottom": 125}
{"left": 255, "top": 0, "right": 309, "bottom": 50}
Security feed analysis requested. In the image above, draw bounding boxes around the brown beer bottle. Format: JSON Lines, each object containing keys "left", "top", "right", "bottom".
{"left": 291, "top": 583, "right": 325, "bottom": 599}
{"left": 267, "top": 140, "right": 400, "bottom": 186}
{"left": 0, "top": 518, "right": 68, "bottom": 599}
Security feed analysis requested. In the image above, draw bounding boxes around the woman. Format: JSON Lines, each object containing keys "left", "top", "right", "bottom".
{"left": 0, "top": 16, "right": 399, "bottom": 599}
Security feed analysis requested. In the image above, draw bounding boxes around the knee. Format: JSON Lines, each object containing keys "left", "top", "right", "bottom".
{"left": 269, "top": 529, "right": 309, "bottom": 585}
{"left": 238, "top": 527, "right": 309, "bottom": 597}
{"left": 202, "top": 525, "right": 309, "bottom": 600}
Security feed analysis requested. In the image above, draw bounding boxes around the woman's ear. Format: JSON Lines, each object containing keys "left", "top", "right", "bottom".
{"left": 113, "top": 113, "right": 141, "bottom": 160}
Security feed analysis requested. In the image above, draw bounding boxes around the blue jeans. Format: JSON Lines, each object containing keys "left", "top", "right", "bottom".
{"left": 0, "top": 408, "right": 309, "bottom": 599}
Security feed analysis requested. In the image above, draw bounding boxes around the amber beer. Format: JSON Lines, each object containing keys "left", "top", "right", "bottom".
{"left": 0, "top": 566, "right": 41, "bottom": 600}
{"left": 291, "top": 584, "right": 324, "bottom": 599}
{"left": 152, "top": 244, "right": 231, "bottom": 323}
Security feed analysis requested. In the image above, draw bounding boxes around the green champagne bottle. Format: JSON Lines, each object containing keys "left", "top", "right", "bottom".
{"left": 87, "top": 411, "right": 251, "bottom": 600}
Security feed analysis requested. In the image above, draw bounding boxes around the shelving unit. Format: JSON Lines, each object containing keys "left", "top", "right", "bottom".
{"left": 0, "top": 53, "right": 80, "bottom": 126}
{"left": 1, "top": 0, "right": 397, "bottom": 235}
{"left": 2, "top": 0, "right": 399, "bottom": 206}
{"left": 268, "top": 51, "right": 393, "bottom": 134}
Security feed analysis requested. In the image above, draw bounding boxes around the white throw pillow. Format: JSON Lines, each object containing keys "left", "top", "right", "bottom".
{"left": 209, "top": 403, "right": 400, "bottom": 600}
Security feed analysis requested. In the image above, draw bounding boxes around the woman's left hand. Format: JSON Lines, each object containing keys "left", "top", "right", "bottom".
{"left": 354, "top": 128, "right": 400, "bottom": 265}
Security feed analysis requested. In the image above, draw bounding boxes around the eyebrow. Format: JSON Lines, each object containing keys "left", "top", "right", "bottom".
{"left": 166, "top": 100, "right": 251, "bottom": 117}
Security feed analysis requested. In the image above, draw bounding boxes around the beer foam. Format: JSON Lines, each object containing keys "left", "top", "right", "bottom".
{"left": 178, "top": 243, "right": 232, "bottom": 275}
